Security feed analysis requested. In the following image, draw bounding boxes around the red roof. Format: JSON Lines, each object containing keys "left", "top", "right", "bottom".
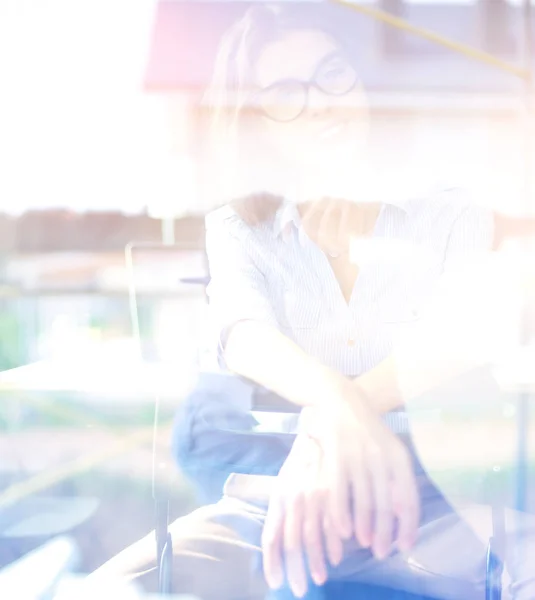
{"left": 142, "top": 1, "right": 522, "bottom": 93}
{"left": 142, "top": 1, "right": 371, "bottom": 92}
{"left": 143, "top": 2, "right": 254, "bottom": 91}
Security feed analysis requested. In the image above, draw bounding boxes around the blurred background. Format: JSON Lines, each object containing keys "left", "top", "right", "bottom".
{"left": 0, "top": 0, "right": 534, "bottom": 583}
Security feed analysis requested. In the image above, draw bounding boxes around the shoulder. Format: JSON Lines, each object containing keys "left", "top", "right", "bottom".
{"left": 205, "top": 193, "right": 284, "bottom": 235}
{"left": 404, "top": 187, "right": 491, "bottom": 228}
{"left": 205, "top": 204, "right": 241, "bottom": 231}
{"left": 405, "top": 188, "right": 495, "bottom": 255}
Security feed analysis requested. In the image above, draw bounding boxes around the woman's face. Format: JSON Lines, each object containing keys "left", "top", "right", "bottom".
{"left": 253, "top": 30, "right": 370, "bottom": 183}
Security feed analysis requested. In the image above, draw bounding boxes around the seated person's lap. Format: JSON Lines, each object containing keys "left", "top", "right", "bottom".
{"left": 90, "top": 472, "right": 491, "bottom": 600}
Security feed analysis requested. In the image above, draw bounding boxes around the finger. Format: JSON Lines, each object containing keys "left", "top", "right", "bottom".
{"left": 324, "top": 445, "right": 352, "bottom": 540}
{"left": 368, "top": 446, "right": 394, "bottom": 560}
{"left": 262, "top": 494, "right": 285, "bottom": 590}
{"left": 323, "top": 513, "right": 344, "bottom": 567}
{"left": 317, "top": 198, "right": 338, "bottom": 251}
{"left": 284, "top": 492, "right": 308, "bottom": 598}
{"left": 350, "top": 457, "right": 373, "bottom": 549}
{"left": 338, "top": 199, "right": 351, "bottom": 251}
{"left": 300, "top": 198, "right": 323, "bottom": 230}
{"left": 303, "top": 489, "right": 327, "bottom": 587}
{"left": 390, "top": 447, "right": 420, "bottom": 552}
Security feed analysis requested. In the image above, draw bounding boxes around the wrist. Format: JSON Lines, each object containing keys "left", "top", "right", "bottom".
{"left": 352, "top": 357, "right": 404, "bottom": 414}
{"left": 333, "top": 377, "right": 370, "bottom": 416}
{"left": 315, "top": 365, "right": 350, "bottom": 404}
{"left": 298, "top": 382, "right": 369, "bottom": 442}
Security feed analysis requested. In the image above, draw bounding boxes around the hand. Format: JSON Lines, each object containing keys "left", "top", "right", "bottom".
{"left": 300, "top": 198, "right": 352, "bottom": 258}
{"left": 300, "top": 198, "right": 381, "bottom": 256}
{"left": 308, "top": 394, "right": 420, "bottom": 561}
{"left": 262, "top": 433, "right": 344, "bottom": 598}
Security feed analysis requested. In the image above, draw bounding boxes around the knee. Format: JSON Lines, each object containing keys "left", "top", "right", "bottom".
{"left": 88, "top": 529, "right": 158, "bottom": 585}
{"left": 168, "top": 508, "right": 266, "bottom": 600}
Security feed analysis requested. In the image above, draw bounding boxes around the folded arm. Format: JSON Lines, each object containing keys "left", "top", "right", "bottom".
{"left": 205, "top": 209, "right": 357, "bottom": 412}
{"left": 209, "top": 202, "right": 513, "bottom": 418}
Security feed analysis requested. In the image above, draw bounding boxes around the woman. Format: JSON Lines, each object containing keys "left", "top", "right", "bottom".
{"left": 93, "top": 4, "right": 535, "bottom": 598}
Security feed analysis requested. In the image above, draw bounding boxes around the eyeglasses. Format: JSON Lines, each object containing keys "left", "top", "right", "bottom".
{"left": 253, "top": 52, "right": 359, "bottom": 123}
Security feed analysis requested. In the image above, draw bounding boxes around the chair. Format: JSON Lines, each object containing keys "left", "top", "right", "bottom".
{"left": 125, "top": 241, "right": 209, "bottom": 596}
{"left": 126, "top": 254, "right": 505, "bottom": 599}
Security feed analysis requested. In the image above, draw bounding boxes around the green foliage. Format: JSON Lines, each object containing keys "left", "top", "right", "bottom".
{"left": 0, "top": 307, "right": 25, "bottom": 371}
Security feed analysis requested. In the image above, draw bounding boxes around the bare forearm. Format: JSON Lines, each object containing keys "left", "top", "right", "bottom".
{"left": 224, "top": 307, "right": 491, "bottom": 420}
{"left": 493, "top": 213, "right": 535, "bottom": 248}
{"left": 356, "top": 356, "right": 476, "bottom": 413}
{"left": 225, "top": 321, "right": 471, "bottom": 417}
{"left": 354, "top": 356, "right": 403, "bottom": 414}
{"left": 224, "top": 320, "right": 352, "bottom": 410}
{"left": 355, "top": 350, "right": 487, "bottom": 415}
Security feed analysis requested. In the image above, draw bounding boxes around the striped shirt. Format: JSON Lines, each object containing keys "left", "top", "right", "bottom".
{"left": 201, "top": 189, "right": 494, "bottom": 438}
{"left": 204, "top": 188, "right": 493, "bottom": 366}
{"left": 197, "top": 190, "right": 495, "bottom": 499}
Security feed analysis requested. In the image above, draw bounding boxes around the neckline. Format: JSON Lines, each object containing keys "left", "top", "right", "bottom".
{"left": 309, "top": 203, "right": 388, "bottom": 310}
{"left": 345, "top": 203, "right": 387, "bottom": 308}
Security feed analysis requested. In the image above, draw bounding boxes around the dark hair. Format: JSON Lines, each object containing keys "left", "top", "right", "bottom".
{"left": 204, "top": 3, "right": 360, "bottom": 223}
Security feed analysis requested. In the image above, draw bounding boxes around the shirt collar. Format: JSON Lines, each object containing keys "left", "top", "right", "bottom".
{"left": 273, "top": 201, "right": 301, "bottom": 240}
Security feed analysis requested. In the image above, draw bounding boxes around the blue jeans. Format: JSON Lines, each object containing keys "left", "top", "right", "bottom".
{"left": 172, "top": 372, "right": 296, "bottom": 502}
{"left": 168, "top": 371, "right": 535, "bottom": 599}
{"left": 172, "top": 371, "right": 409, "bottom": 501}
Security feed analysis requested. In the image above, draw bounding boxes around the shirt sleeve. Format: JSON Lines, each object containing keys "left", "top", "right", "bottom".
{"left": 395, "top": 195, "right": 512, "bottom": 402}
{"left": 442, "top": 193, "right": 495, "bottom": 269}
{"left": 204, "top": 208, "right": 279, "bottom": 366}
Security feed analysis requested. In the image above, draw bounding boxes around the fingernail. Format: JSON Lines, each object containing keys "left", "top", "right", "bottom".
{"left": 312, "top": 570, "right": 327, "bottom": 586}
{"left": 330, "top": 548, "right": 343, "bottom": 567}
{"left": 373, "top": 545, "right": 389, "bottom": 560}
{"left": 357, "top": 530, "right": 371, "bottom": 548}
{"left": 267, "top": 572, "right": 284, "bottom": 590}
{"left": 293, "top": 582, "right": 308, "bottom": 598}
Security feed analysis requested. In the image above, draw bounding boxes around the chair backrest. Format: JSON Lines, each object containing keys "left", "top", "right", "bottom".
{"left": 125, "top": 242, "right": 211, "bottom": 593}
{"left": 125, "top": 242, "right": 210, "bottom": 493}
{"left": 125, "top": 242, "right": 209, "bottom": 393}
